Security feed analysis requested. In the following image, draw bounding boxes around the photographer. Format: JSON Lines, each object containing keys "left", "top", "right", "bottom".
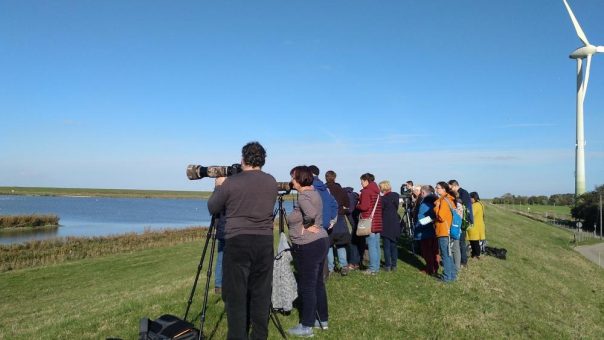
{"left": 207, "top": 141, "right": 278, "bottom": 340}
{"left": 286, "top": 165, "right": 329, "bottom": 338}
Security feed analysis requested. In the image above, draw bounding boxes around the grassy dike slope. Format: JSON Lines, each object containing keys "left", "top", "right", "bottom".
{"left": 1, "top": 205, "right": 603, "bottom": 339}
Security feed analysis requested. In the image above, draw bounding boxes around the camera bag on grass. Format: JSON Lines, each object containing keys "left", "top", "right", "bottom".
{"left": 139, "top": 314, "right": 199, "bottom": 340}
{"left": 356, "top": 194, "right": 380, "bottom": 236}
{"left": 443, "top": 198, "right": 462, "bottom": 240}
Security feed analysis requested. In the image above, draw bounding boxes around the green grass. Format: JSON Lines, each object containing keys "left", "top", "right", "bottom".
{"left": 1, "top": 204, "right": 603, "bottom": 339}
{"left": 0, "top": 186, "right": 212, "bottom": 199}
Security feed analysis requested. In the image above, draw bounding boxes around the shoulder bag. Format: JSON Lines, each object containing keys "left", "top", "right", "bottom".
{"left": 356, "top": 194, "right": 380, "bottom": 236}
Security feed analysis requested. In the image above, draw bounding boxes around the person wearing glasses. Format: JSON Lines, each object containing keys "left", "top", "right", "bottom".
{"left": 433, "top": 181, "right": 458, "bottom": 282}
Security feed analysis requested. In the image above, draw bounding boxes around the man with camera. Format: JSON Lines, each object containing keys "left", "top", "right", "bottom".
{"left": 207, "top": 141, "right": 278, "bottom": 340}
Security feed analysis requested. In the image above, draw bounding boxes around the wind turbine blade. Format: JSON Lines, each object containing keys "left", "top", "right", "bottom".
{"left": 597, "top": 46, "right": 604, "bottom": 53}
{"left": 563, "top": 0, "right": 590, "bottom": 46}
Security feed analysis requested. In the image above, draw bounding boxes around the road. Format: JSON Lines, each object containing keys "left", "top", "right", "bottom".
{"left": 575, "top": 243, "right": 604, "bottom": 269}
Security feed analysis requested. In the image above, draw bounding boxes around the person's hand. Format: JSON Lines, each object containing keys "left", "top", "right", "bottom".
{"left": 215, "top": 177, "right": 226, "bottom": 187}
{"left": 301, "top": 225, "right": 321, "bottom": 235}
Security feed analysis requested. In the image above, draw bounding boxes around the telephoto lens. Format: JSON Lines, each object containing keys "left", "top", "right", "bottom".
{"left": 276, "top": 181, "right": 293, "bottom": 193}
{"left": 186, "top": 164, "right": 242, "bottom": 180}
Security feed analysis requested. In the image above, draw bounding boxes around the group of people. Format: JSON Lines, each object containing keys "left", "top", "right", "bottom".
{"left": 207, "top": 141, "right": 486, "bottom": 339}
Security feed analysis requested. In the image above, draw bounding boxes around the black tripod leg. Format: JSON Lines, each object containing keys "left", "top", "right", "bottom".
{"left": 184, "top": 216, "right": 216, "bottom": 321}
{"left": 197, "top": 217, "right": 218, "bottom": 340}
{"left": 270, "top": 307, "right": 287, "bottom": 339}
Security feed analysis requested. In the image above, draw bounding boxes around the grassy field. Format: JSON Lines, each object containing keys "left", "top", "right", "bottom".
{"left": 0, "top": 186, "right": 212, "bottom": 199}
{"left": 1, "top": 204, "right": 603, "bottom": 339}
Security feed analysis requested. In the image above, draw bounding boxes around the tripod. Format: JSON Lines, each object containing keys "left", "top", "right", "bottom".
{"left": 183, "top": 207, "right": 288, "bottom": 340}
{"left": 400, "top": 198, "right": 415, "bottom": 255}
{"left": 183, "top": 214, "right": 220, "bottom": 340}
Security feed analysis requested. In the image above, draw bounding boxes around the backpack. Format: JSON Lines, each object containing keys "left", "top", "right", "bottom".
{"left": 313, "top": 178, "right": 338, "bottom": 230}
{"left": 320, "top": 190, "right": 338, "bottom": 230}
{"left": 444, "top": 198, "right": 462, "bottom": 240}
{"left": 139, "top": 314, "right": 199, "bottom": 340}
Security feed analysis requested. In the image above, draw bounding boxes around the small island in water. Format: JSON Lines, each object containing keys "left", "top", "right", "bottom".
{"left": 0, "top": 214, "right": 60, "bottom": 232}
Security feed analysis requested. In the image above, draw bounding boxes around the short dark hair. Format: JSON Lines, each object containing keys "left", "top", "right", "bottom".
{"left": 448, "top": 179, "right": 459, "bottom": 187}
{"left": 360, "top": 173, "right": 375, "bottom": 182}
{"left": 406, "top": 180, "right": 413, "bottom": 186}
{"left": 308, "top": 165, "right": 320, "bottom": 176}
{"left": 290, "top": 166, "right": 314, "bottom": 187}
{"left": 470, "top": 191, "right": 480, "bottom": 201}
{"left": 241, "top": 141, "right": 266, "bottom": 167}
{"left": 325, "top": 170, "right": 336, "bottom": 183}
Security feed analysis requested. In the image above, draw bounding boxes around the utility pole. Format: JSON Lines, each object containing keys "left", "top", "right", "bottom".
{"left": 600, "top": 194, "right": 602, "bottom": 240}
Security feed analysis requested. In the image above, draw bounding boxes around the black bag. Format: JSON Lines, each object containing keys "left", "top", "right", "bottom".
{"left": 484, "top": 246, "right": 507, "bottom": 260}
{"left": 139, "top": 314, "right": 199, "bottom": 340}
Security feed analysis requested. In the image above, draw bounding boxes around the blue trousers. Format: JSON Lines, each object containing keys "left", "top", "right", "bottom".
{"left": 437, "top": 236, "right": 457, "bottom": 282}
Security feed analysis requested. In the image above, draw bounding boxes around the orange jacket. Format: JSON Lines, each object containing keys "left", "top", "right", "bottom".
{"left": 434, "top": 193, "right": 455, "bottom": 237}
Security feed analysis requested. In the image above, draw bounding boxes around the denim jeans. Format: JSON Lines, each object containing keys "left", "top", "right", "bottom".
{"left": 327, "top": 245, "right": 348, "bottom": 271}
{"left": 365, "top": 232, "right": 381, "bottom": 272}
{"left": 451, "top": 239, "right": 461, "bottom": 270}
{"left": 437, "top": 236, "right": 457, "bottom": 282}
{"left": 292, "top": 237, "right": 329, "bottom": 327}
{"left": 382, "top": 237, "right": 398, "bottom": 269}
{"left": 214, "top": 238, "right": 225, "bottom": 288}
{"left": 223, "top": 234, "right": 274, "bottom": 340}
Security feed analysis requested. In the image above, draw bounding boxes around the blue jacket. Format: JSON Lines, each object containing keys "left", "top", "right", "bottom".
{"left": 414, "top": 194, "right": 437, "bottom": 240}
{"left": 312, "top": 177, "right": 338, "bottom": 229}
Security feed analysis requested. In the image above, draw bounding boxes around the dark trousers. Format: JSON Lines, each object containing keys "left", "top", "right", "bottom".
{"left": 382, "top": 237, "right": 398, "bottom": 269}
{"left": 460, "top": 232, "right": 468, "bottom": 265}
{"left": 469, "top": 240, "right": 481, "bottom": 258}
{"left": 222, "top": 234, "right": 274, "bottom": 340}
{"left": 292, "top": 237, "right": 329, "bottom": 326}
{"left": 420, "top": 238, "right": 439, "bottom": 274}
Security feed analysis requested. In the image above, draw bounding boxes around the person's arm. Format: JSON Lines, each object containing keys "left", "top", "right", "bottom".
{"left": 207, "top": 178, "right": 228, "bottom": 215}
{"left": 356, "top": 190, "right": 371, "bottom": 212}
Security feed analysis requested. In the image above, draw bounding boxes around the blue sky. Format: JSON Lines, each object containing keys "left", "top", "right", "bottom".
{"left": 1, "top": 0, "right": 603, "bottom": 198}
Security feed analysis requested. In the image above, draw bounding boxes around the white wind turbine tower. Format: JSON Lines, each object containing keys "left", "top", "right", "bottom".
{"left": 562, "top": 0, "right": 603, "bottom": 196}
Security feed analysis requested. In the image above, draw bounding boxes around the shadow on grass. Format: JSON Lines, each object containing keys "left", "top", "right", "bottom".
{"left": 397, "top": 236, "right": 425, "bottom": 271}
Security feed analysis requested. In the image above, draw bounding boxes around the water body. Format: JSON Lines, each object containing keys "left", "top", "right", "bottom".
{"left": 0, "top": 195, "right": 294, "bottom": 244}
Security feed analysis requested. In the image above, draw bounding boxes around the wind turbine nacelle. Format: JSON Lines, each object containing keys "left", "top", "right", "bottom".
{"left": 570, "top": 45, "right": 598, "bottom": 59}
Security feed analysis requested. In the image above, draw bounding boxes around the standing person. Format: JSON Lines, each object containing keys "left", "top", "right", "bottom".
{"left": 324, "top": 170, "right": 351, "bottom": 276}
{"left": 434, "top": 181, "right": 457, "bottom": 282}
{"left": 379, "top": 180, "right": 401, "bottom": 271}
{"left": 448, "top": 180, "right": 473, "bottom": 268}
{"left": 357, "top": 173, "right": 382, "bottom": 275}
{"left": 207, "top": 141, "right": 278, "bottom": 340}
{"left": 214, "top": 211, "right": 226, "bottom": 295}
{"left": 343, "top": 186, "right": 363, "bottom": 270}
{"left": 468, "top": 192, "right": 485, "bottom": 259}
{"left": 414, "top": 185, "right": 439, "bottom": 275}
{"left": 286, "top": 166, "right": 330, "bottom": 337}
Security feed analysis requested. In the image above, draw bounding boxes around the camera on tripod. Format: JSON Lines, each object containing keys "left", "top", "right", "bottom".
{"left": 186, "top": 164, "right": 242, "bottom": 180}
{"left": 276, "top": 181, "right": 293, "bottom": 194}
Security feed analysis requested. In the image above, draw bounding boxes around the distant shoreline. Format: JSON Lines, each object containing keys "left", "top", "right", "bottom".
{"left": 0, "top": 186, "right": 212, "bottom": 199}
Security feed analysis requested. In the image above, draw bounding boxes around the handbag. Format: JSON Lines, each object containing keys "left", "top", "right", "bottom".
{"left": 356, "top": 194, "right": 380, "bottom": 236}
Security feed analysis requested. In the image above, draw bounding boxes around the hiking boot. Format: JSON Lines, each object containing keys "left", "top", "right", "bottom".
{"left": 313, "top": 320, "right": 328, "bottom": 330}
{"left": 288, "top": 324, "right": 314, "bottom": 337}
{"left": 340, "top": 267, "right": 349, "bottom": 276}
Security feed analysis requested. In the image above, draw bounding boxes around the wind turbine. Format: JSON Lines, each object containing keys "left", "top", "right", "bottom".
{"left": 562, "top": 0, "right": 603, "bottom": 196}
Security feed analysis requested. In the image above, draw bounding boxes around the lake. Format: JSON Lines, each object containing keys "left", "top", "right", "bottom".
{"left": 0, "top": 195, "right": 294, "bottom": 244}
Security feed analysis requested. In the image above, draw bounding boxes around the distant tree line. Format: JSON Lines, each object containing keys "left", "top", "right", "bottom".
{"left": 491, "top": 193, "right": 575, "bottom": 206}
{"left": 571, "top": 184, "right": 604, "bottom": 232}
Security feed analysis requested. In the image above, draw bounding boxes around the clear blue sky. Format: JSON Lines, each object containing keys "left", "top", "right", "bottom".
{"left": 1, "top": 0, "right": 603, "bottom": 198}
